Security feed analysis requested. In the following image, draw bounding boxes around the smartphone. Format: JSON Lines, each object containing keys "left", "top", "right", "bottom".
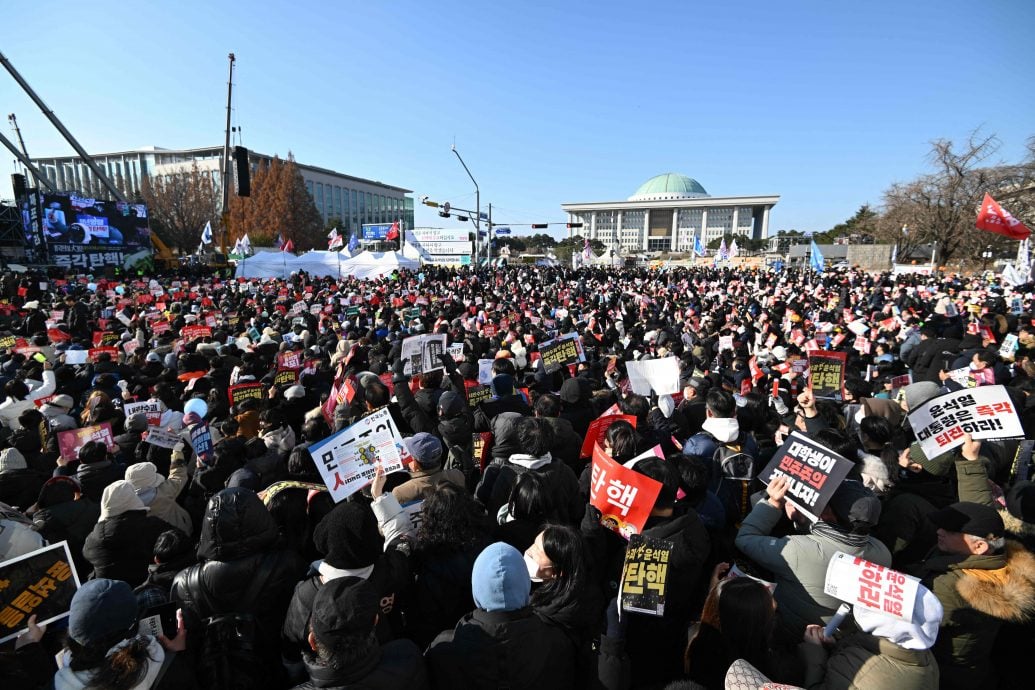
{"left": 138, "top": 602, "right": 179, "bottom": 639}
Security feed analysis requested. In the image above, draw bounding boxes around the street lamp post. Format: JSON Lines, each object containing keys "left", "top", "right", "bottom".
{"left": 451, "top": 145, "right": 480, "bottom": 266}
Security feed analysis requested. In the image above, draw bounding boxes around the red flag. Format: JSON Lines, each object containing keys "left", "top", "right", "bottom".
{"left": 976, "top": 193, "right": 1031, "bottom": 240}
{"left": 385, "top": 221, "right": 400, "bottom": 242}
{"left": 282, "top": 239, "right": 295, "bottom": 253}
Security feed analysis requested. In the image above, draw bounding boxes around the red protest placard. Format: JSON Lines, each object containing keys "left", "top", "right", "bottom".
{"left": 589, "top": 444, "right": 663, "bottom": 539}
{"left": 88, "top": 347, "right": 119, "bottom": 363}
{"left": 181, "top": 325, "right": 212, "bottom": 342}
{"left": 580, "top": 414, "right": 637, "bottom": 458}
{"left": 57, "top": 423, "right": 115, "bottom": 461}
{"left": 227, "top": 383, "right": 265, "bottom": 407}
{"left": 277, "top": 351, "right": 303, "bottom": 370}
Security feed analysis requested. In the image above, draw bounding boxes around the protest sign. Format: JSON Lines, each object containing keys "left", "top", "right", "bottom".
{"left": 890, "top": 373, "right": 913, "bottom": 389}
{"left": 57, "top": 423, "right": 115, "bottom": 460}
{"left": 477, "top": 359, "right": 494, "bottom": 385}
{"left": 808, "top": 350, "right": 846, "bottom": 400}
{"left": 87, "top": 346, "right": 119, "bottom": 363}
{"left": 228, "top": 382, "right": 265, "bottom": 407}
{"left": 92, "top": 331, "right": 120, "bottom": 347}
{"left": 401, "top": 334, "right": 447, "bottom": 375}
{"left": 123, "top": 400, "right": 163, "bottom": 426}
{"left": 908, "top": 385, "right": 1024, "bottom": 460}
{"left": 465, "top": 384, "right": 494, "bottom": 408}
{"left": 824, "top": 552, "right": 920, "bottom": 622}
{"left": 999, "top": 333, "right": 1019, "bottom": 359}
{"left": 0, "top": 541, "right": 80, "bottom": 644}
{"left": 718, "top": 335, "right": 734, "bottom": 351}
{"left": 625, "top": 357, "right": 680, "bottom": 396}
{"left": 181, "top": 325, "right": 211, "bottom": 342}
{"left": 143, "top": 428, "right": 182, "bottom": 450}
{"left": 189, "top": 423, "right": 214, "bottom": 464}
{"left": 538, "top": 332, "right": 585, "bottom": 374}
{"left": 308, "top": 407, "right": 406, "bottom": 502}
{"left": 274, "top": 368, "right": 299, "bottom": 386}
{"left": 276, "top": 351, "right": 303, "bottom": 370}
{"left": 0, "top": 334, "right": 16, "bottom": 350}
{"left": 580, "top": 414, "right": 637, "bottom": 459}
{"left": 62, "top": 349, "right": 89, "bottom": 365}
{"left": 447, "top": 342, "right": 465, "bottom": 362}
{"left": 151, "top": 320, "right": 171, "bottom": 335}
{"left": 619, "top": 534, "right": 673, "bottom": 617}
{"left": 590, "top": 445, "right": 663, "bottom": 538}
{"left": 759, "top": 431, "right": 853, "bottom": 522}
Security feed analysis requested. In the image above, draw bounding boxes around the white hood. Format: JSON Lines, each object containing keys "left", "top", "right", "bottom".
{"left": 702, "top": 416, "right": 740, "bottom": 444}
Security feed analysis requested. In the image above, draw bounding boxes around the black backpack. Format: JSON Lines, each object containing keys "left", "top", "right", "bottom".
{"left": 711, "top": 436, "right": 756, "bottom": 524}
{"left": 186, "top": 553, "right": 279, "bottom": 690}
{"left": 444, "top": 442, "right": 478, "bottom": 493}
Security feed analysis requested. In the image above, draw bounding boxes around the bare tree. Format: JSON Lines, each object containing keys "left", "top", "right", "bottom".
{"left": 141, "top": 163, "right": 220, "bottom": 254}
{"left": 876, "top": 130, "right": 1035, "bottom": 265}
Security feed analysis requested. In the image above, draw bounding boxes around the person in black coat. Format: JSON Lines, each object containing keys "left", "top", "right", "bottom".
{"left": 171, "top": 487, "right": 306, "bottom": 689}
{"left": 82, "top": 480, "right": 170, "bottom": 586}
{"left": 29, "top": 476, "right": 100, "bottom": 576}
{"left": 0, "top": 447, "right": 44, "bottom": 510}
{"left": 54, "top": 440, "right": 124, "bottom": 504}
{"left": 426, "top": 541, "right": 576, "bottom": 690}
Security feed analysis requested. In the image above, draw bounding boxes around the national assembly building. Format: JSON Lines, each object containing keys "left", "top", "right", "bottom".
{"left": 561, "top": 173, "right": 779, "bottom": 254}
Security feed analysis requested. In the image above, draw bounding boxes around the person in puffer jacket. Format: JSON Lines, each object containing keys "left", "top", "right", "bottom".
{"left": 0, "top": 447, "right": 44, "bottom": 510}
{"left": 125, "top": 459, "right": 192, "bottom": 536}
{"left": 82, "top": 480, "right": 171, "bottom": 586}
{"left": 171, "top": 487, "right": 306, "bottom": 689}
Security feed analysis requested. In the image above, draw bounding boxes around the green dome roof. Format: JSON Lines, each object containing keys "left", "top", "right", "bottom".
{"left": 628, "top": 173, "right": 709, "bottom": 201}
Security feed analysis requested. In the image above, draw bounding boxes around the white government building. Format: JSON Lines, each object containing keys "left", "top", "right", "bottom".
{"left": 561, "top": 173, "right": 779, "bottom": 253}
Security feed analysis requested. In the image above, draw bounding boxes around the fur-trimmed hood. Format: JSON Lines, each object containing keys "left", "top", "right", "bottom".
{"left": 956, "top": 542, "right": 1035, "bottom": 622}
{"left": 1000, "top": 508, "right": 1035, "bottom": 541}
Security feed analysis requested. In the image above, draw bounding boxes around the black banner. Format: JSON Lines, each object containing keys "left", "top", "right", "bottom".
{"left": 0, "top": 541, "right": 80, "bottom": 644}
{"left": 620, "top": 534, "right": 673, "bottom": 617}
{"left": 759, "top": 431, "right": 853, "bottom": 522}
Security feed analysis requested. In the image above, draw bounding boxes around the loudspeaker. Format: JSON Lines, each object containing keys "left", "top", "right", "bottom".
{"left": 234, "top": 146, "right": 250, "bottom": 197}
{"left": 11, "top": 174, "right": 27, "bottom": 199}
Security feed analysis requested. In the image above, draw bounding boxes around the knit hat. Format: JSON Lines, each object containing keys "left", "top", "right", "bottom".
{"left": 0, "top": 448, "right": 27, "bottom": 473}
{"left": 827, "top": 479, "right": 881, "bottom": 527}
{"left": 404, "top": 432, "right": 443, "bottom": 469}
{"left": 145, "top": 352, "right": 162, "bottom": 363}
{"left": 50, "top": 394, "right": 75, "bottom": 410}
{"left": 125, "top": 412, "right": 149, "bottom": 432}
{"left": 310, "top": 576, "right": 379, "bottom": 643}
{"left": 471, "top": 542, "right": 530, "bottom": 612}
{"left": 906, "top": 444, "right": 956, "bottom": 477}
{"left": 313, "top": 501, "right": 384, "bottom": 569}
{"left": 284, "top": 385, "right": 306, "bottom": 400}
{"left": 902, "top": 381, "right": 941, "bottom": 411}
{"left": 125, "top": 462, "right": 164, "bottom": 491}
{"left": 68, "top": 579, "right": 139, "bottom": 647}
{"left": 99, "top": 480, "right": 148, "bottom": 520}
{"left": 854, "top": 582, "right": 944, "bottom": 651}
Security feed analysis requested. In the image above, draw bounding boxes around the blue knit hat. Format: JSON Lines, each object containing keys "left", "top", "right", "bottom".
{"left": 471, "top": 542, "right": 530, "bottom": 612}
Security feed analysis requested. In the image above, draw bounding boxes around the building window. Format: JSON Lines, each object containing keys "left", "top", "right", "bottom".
{"left": 647, "top": 238, "right": 671, "bottom": 252}
{"left": 706, "top": 207, "right": 734, "bottom": 236}
{"left": 305, "top": 181, "right": 314, "bottom": 198}
{"left": 316, "top": 183, "right": 325, "bottom": 215}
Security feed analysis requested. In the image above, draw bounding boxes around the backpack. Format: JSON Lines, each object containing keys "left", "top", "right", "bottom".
{"left": 444, "top": 442, "right": 478, "bottom": 493}
{"left": 711, "top": 437, "right": 756, "bottom": 524}
{"left": 187, "top": 553, "right": 278, "bottom": 690}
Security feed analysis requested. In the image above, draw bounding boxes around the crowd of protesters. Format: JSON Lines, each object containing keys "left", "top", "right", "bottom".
{"left": 0, "top": 261, "right": 1032, "bottom": 690}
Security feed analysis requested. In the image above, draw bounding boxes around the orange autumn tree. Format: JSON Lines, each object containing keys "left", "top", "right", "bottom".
{"left": 226, "top": 153, "right": 323, "bottom": 250}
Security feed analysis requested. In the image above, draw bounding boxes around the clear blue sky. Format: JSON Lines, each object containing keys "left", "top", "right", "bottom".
{"left": 2, "top": 0, "right": 1032, "bottom": 237}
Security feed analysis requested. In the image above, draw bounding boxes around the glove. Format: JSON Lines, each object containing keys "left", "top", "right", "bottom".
{"left": 772, "top": 395, "right": 789, "bottom": 416}
{"left": 604, "top": 597, "right": 627, "bottom": 639}
{"left": 392, "top": 358, "right": 407, "bottom": 380}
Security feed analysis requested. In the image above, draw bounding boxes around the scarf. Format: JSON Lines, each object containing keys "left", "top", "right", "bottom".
{"left": 810, "top": 520, "right": 870, "bottom": 550}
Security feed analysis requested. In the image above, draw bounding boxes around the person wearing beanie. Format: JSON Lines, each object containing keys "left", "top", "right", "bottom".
{"left": 800, "top": 582, "right": 943, "bottom": 689}
{"left": 392, "top": 432, "right": 465, "bottom": 504}
{"left": 425, "top": 542, "right": 576, "bottom": 689}
{"left": 899, "top": 381, "right": 943, "bottom": 413}
{"left": 472, "top": 372, "right": 532, "bottom": 432}
{"left": 82, "top": 479, "right": 170, "bottom": 587}
{"left": 53, "top": 578, "right": 191, "bottom": 690}
{"left": 39, "top": 392, "right": 77, "bottom": 430}
{"left": 558, "top": 377, "right": 594, "bottom": 438}
{"left": 736, "top": 476, "right": 892, "bottom": 644}
{"left": 296, "top": 576, "right": 429, "bottom": 690}
{"left": 53, "top": 440, "right": 125, "bottom": 504}
{"left": 125, "top": 460, "right": 192, "bottom": 536}
{"left": 0, "top": 447, "right": 44, "bottom": 510}
{"left": 281, "top": 466, "right": 416, "bottom": 678}
{"left": 904, "top": 436, "right": 1035, "bottom": 689}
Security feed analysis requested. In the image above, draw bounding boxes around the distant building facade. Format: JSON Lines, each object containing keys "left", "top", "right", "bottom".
{"left": 561, "top": 173, "right": 779, "bottom": 254}
{"left": 31, "top": 145, "right": 413, "bottom": 236}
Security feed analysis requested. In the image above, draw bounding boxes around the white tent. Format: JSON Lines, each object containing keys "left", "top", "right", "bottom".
{"left": 339, "top": 250, "right": 420, "bottom": 280}
{"left": 235, "top": 249, "right": 419, "bottom": 280}
{"left": 234, "top": 251, "right": 295, "bottom": 279}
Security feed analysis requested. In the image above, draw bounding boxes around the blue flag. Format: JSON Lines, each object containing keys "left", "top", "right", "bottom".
{"left": 347, "top": 232, "right": 359, "bottom": 253}
{"left": 693, "top": 236, "right": 705, "bottom": 256}
{"left": 809, "top": 240, "right": 825, "bottom": 273}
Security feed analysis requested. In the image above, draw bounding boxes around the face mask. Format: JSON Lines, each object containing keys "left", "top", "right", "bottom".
{"left": 523, "top": 553, "right": 544, "bottom": 583}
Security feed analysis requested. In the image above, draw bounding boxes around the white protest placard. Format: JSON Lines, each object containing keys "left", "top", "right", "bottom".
{"left": 447, "top": 342, "right": 465, "bottom": 363}
{"left": 625, "top": 357, "right": 681, "bottom": 396}
{"left": 124, "top": 400, "right": 163, "bottom": 426}
{"left": 400, "top": 334, "right": 447, "bottom": 375}
{"left": 908, "top": 385, "right": 1024, "bottom": 460}
{"left": 477, "top": 359, "right": 495, "bottom": 385}
{"left": 824, "top": 551, "right": 919, "bottom": 622}
{"left": 308, "top": 407, "right": 406, "bottom": 502}
{"left": 63, "top": 350, "right": 89, "bottom": 365}
{"left": 1000, "top": 333, "right": 1019, "bottom": 359}
{"left": 846, "top": 320, "right": 869, "bottom": 336}
{"left": 718, "top": 335, "right": 734, "bottom": 351}
{"left": 143, "top": 428, "right": 182, "bottom": 450}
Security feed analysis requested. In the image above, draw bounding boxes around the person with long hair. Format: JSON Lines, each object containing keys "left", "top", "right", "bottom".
{"left": 409, "top": 481, "right": 492, "bottom": 647}
{"left": 496, "top": 472, "right": 553, "bottom": 552}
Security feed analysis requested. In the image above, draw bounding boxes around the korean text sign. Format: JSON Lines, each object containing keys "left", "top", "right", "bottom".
{"left": 57, "top": 423, "right": 115, "bottom": 461}
{"left": 308, "top": 407, "right": 406, "bottom": 502}
{"left": 824, "top": 552, "right": 919, "bottom": 622}
{"left": 0, "top": 541, "right": 80, "bottom": 644}
{"left": 538, "top": 333, "right": 585, "bottom": 374}
{"left": 400, "top": 334, "right": 447, "bottom": 375}
{"left": 580, "top": 414, "right": 637, "bottom": 459}
{"left": 228, "top": 383, "right": 265, "bottom": 407}
{"left": 590, "top": 444, "right": 662, "bottom": 538}
{"left": 908, "top": 385, "right": 1024, "bottom": 460}
{"left": 759, "top": 431, "right": 853, "bottom": 522}
{"left": 620, "top": 534, "right": 673, "bottom": 617}
{"left": 808, "top": 350, "right": 846, "bottom": 400}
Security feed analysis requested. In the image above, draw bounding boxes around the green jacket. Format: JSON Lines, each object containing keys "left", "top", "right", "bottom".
{"left": 798, "top": 632, "right": 939, "bottom": 690}
{"left": 735, "top": 500, "right": 892, "bottom": 640}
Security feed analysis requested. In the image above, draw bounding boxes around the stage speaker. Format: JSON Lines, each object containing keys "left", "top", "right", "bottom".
{"left": 11, "top": 174, "right": 27, "bottom": 199}
{"left": 234, "top": 146, "right": 250, "bottom": 197}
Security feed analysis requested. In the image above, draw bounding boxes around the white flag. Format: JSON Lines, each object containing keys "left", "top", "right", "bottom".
{"left": 729, "top": 239, "right": 740, "bottom": 258}
{"left": 240, "top": 234, "right": 251, "bottom": 254}
{"left": 201, "top": 220, "right": 213, "bottom": 245}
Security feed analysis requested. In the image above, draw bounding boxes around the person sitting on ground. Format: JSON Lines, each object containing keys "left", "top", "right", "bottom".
{"left": 392, "top": 432, "right": 466, "bottom": 504}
